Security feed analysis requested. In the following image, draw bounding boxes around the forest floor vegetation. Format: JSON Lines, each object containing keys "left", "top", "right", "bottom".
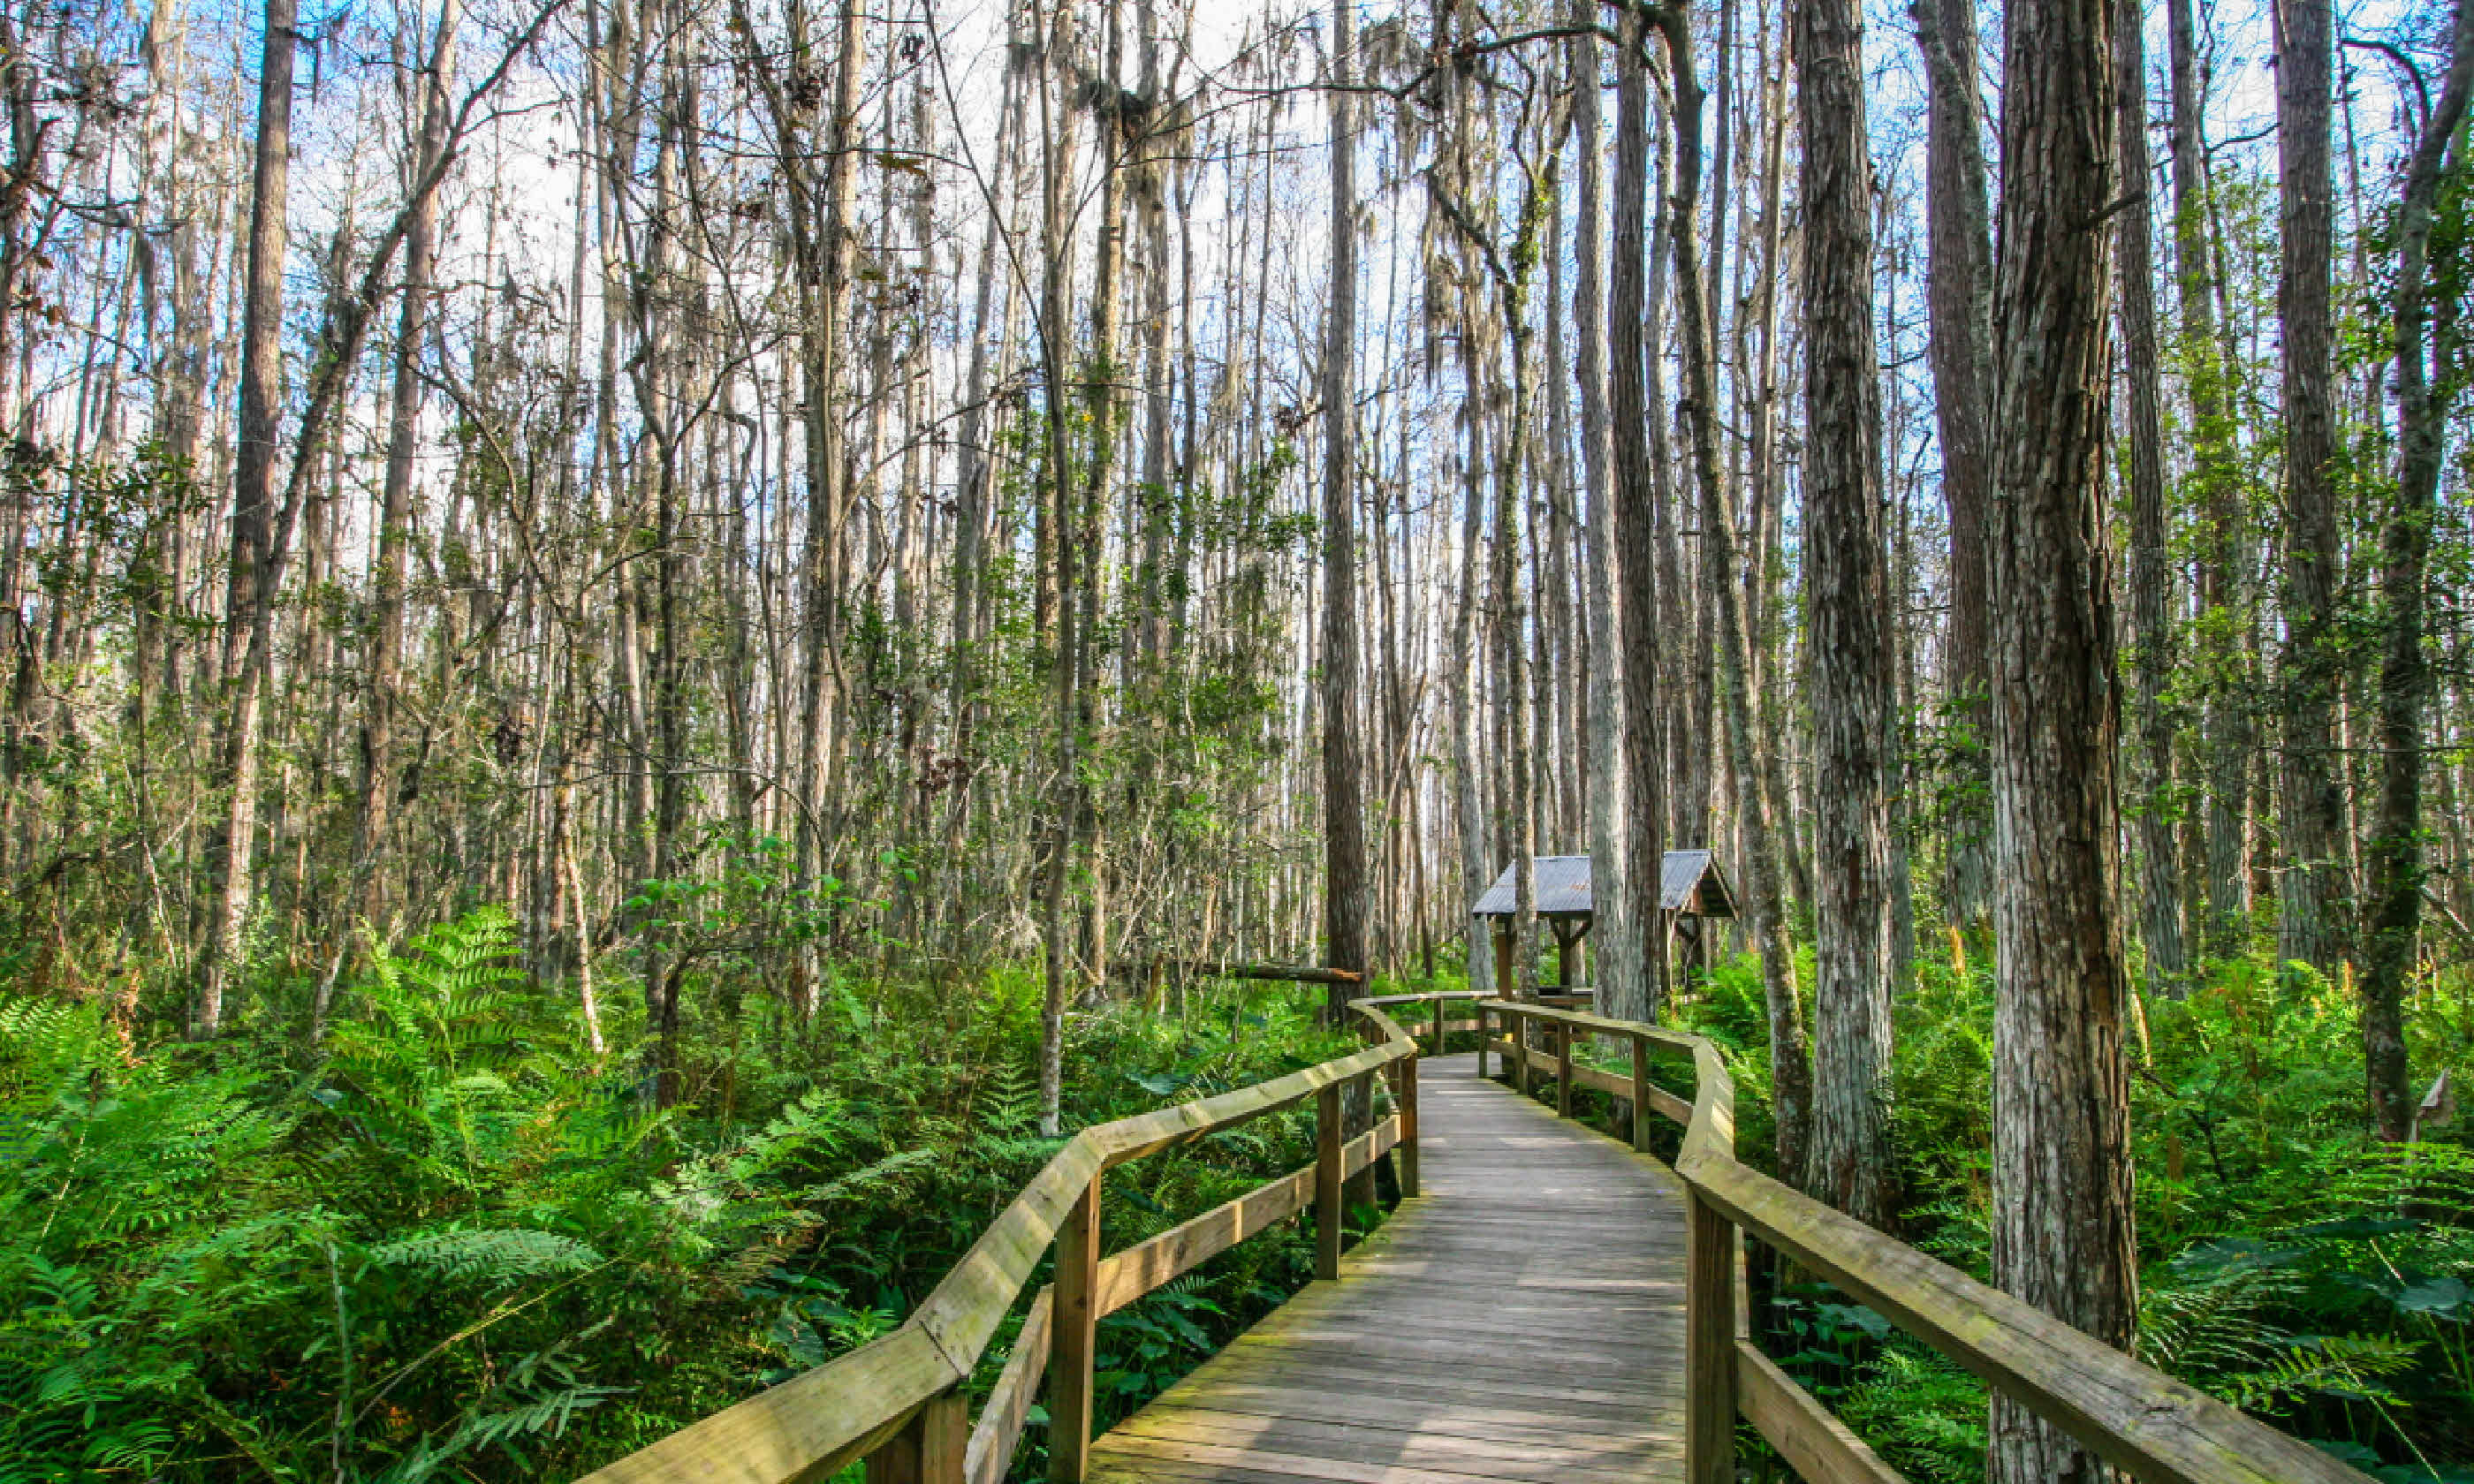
{"left": 0, "top": 908, "right": 1394, "bottom": 1482}
{"left": 1620, "top": 946, "right": 2474, "bottom": 1481}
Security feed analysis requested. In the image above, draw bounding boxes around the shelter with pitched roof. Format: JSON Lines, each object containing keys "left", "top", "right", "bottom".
{"left": 1469, "top": 851, "right": 1735, "bottom": 994}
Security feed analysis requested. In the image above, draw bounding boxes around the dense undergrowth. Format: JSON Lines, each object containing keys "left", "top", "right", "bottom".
{"left": 1667, "top": 945, "right": 2474, "bottom": 1482}
{"left": 14, "top": 899, "right": 2471, "bottom": 1484}
{"left": 0, "top": 907, "right": 1385, "bottom": 1482}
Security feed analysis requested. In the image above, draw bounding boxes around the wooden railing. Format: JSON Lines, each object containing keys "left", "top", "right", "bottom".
{"left": 1481, "top": 999, "right": 2373, "bottom": 1484}
{"left": 576, "top": 989, "right": 1487, "bottom": 1484}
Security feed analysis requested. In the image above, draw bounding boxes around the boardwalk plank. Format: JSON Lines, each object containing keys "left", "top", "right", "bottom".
{"left": 1087, "top": 1055, "right": 1686, "bottom": 1483}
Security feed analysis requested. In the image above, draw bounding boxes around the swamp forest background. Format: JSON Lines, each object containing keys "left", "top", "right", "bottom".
{"left": 0, "top": 0, "right": 2470, "bottom": 1477}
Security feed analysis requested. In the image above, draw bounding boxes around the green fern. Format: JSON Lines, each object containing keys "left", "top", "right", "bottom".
{"left": 372, "top": 1227, "right": 603, "bottom": 1286}
{"left": 977, "top": 1059, "right": 1040, "bottom": 1138}
{"left": 1835, "top": 1344, "right": 1988, "bottom": 1484}
{"left": 366, "top": 1321, "right": 629, "bottom": 1482}
{"left": 2226, "top": 1333, "right": 2425, "bottom": 1412}
{"left": 2143, "top": 1255, "right": 2303, "bottom": 1391}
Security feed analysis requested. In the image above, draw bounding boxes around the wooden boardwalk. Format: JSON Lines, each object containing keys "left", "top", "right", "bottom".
{"left": 1086, "top": 1055, "right": 1689, "bottom": 1484}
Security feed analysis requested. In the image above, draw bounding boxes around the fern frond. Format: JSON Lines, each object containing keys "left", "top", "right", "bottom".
{"left": 372, "top": 1227, "right": 603, "bottom": 1285}
{"left": 2224, "top": 1332, "right": 2425, "bottom": 1411}
{"left": 2142, "top": 1257, "right": 2301, "bottom": 1386}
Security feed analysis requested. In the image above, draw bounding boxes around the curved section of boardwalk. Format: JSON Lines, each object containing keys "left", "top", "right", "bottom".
{"left": 1087, "top": 1054, "right": 1688, "bottom": 1484}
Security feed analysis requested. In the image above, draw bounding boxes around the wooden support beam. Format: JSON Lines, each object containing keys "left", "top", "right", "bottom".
{"left": 964, "top": 1289, "right": 1050, "bottom": 1484}
{"left": 1631, "top": 1034, "right": 1651, "bottom": 1153}
{"left": 1735, "top": 1340, "right": 1904, "bottom": 1484}
{"left": 866, "top": 1389, "right": 967, "bottom": 1484}
{"left": 1315, "top": 1079, "right": 1344, "bottom": 1280}
{"left": 1398, "top": 1052, "right": 1421, "bottom": 1197}
{"left": 1047, "top": 1177, "right": 1102, "bottom": 1484}
{"left": 1093, "top": 1171, "right": 1310, "bottom": 1316}
{"left": 1685, "top": 1192, "right": 1737, "bottom": 1484}
{"left": 1556, "top": 1019, "right": 1573, "bottom": 1117}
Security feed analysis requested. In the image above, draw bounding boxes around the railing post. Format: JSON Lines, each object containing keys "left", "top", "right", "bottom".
{"left": 1316, "top": 1079, "right": 1344, "bottom": 1279}
{"left": 1475, "top": 1002, "right": 1489, "bottom": 1079}
{"left": 864, "top": 1389, "right": 967, "bottom": 1484}
{"left": 1555, "top": 1018, "right": 1573, "bottom": 1117}
{"left": 1399, "top": 1050, "right": 1421, "bottom": 1198}
{"left": 1630, "top": 1034, "right": 1651, "bottom": 1153}
{"left": 1684, "top": 1191, "right": 1738, "bottom": 1484}
{"left": 1047, "top": 1174, "right": 1102, "bottom": 1484}
{"left": 1432, "top": 993, "right": 1446, "bottom": 1053}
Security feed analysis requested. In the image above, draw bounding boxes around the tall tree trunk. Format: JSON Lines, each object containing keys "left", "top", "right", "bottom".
{"left": 1453, "top": 321, "right": 1492, "bottom": 996}
{"left": 1320, "top": 0, "right": 1367, "bottom": 1010}
{"left": 1985, "top": 0, "right": 2140, "bottom": 1478}
{"left": 195, "top": 0, "right": 295, "bottom": 1037}
{"left": 1067, "top": 0, "right": 1128, "bottom": 1002}
{"left": 2363, "top": 0, "right": 2474, "bottom": 1144}
{"left": 354, "top": 0, "right": 461, "bottom": 928}
{"left": 636, "top": 38, "right": 691, "bottom": 1107}
{"left": 220, "top": 0, "right": 295, "bottom": 690}
{"left": 1608, "top": 6, "right": 1666, "bottom": 1024}
{"left": 2167, "top": 0, "right": 2250, "bottom": 953}
{"left": 1739, "top": 34, "right": 1790, "bottom": 890}
{"left": 1572, "top": 5, "right": 1640, "bottom": 1008}
{"left": 1644, "top": 1, "right": 1807, "bottom": 1181}
{"left": 1912, "top": 0, "right": 1994, "bottom": 935}
{"left": 2114, "top": 0, "right": 2189, "bottom": 989}
{"left": 1799, "top": 0, "right": 1896, "bottom": 1229}
{"left": 1035, "top": 1, "right": 1081, "bottom": 1138}
{"left": 2274, "top": 0, "right": 2345, "bottom": 980}
{"left": 794, "top": 0, "right": 869, "bottom": 1001}
{"left": 1495, "top": 319, "right": 1537, "bottom": 1001}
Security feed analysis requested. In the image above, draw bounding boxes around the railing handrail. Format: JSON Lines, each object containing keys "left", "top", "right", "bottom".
{"left": 578, "top": 988, "right": 1483, "bottom": 1484}
{"left": 1483, "top": 997, "right": 2370, "bottom": 1484}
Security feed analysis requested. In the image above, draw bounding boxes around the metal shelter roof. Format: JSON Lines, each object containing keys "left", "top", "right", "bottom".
{"left": 1469, "top": 851, "right": 1735, "bottom": 919}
